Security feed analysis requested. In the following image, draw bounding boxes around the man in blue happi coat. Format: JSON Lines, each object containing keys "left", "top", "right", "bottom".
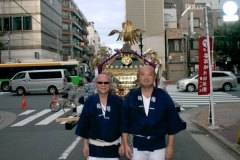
{"left": 121, "top": 65, "right": 185, "bottom": 160}
{"left": 75, "top": 73, "right": 124, "bottom": 160}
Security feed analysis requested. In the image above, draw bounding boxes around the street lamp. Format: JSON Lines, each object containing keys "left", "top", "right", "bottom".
{"left": 223, "top": 1, "right": 239, "bottom": 21}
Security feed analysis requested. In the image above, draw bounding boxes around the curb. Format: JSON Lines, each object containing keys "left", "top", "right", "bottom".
{"left": 190, "top": 116, "right": 240, "bottom": 158}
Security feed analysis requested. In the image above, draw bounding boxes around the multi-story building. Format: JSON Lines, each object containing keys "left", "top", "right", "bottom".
{"left": 61, "top": 0, "right": 90, "bottom": 62}
{"left": 0, "top": 0, "right": 62, "bottom": 63}
{"left": 165, "top": 0, "right": 226, "bottom": 81}
{"left": 125, "top": 0, "right": 165, "bottom": 74}
{"left": 87, "top": 22, "right": 101, "bottom": 55}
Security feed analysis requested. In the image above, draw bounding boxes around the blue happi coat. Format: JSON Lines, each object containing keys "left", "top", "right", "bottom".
{"left": 121, "top": 87, "right": 185, "bottom": 151}
{"left": 75, "top": 93, "right": 123, "bottom": 158}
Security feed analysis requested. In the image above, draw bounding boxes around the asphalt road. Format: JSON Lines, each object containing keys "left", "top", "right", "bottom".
{"left": 0, "top": 90, "right": 239, "bottom": 160}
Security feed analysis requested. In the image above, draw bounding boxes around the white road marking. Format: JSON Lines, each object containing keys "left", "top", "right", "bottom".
{"left": 18, "top": 110, "right": 36, "bottom": 116}
{"left": 167, "top": 84, "right": 240, "bottom": 109}
{"left": 58, "top": 137, "right": 81, "bottom": 159}
{"left": 35, "top": 109, "right": 69, "bottom": 125}
{"left": 11, "top": 109, "right": 51, "bottom": 127}
{"left": 0, "top": 92, "right": 10, "bottom": 95}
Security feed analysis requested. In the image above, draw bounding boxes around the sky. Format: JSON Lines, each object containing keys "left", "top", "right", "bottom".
{"left": 74, "top": 0, "right": 126, "bottom": 50}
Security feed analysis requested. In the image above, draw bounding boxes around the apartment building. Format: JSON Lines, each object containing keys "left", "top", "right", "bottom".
{"left": 61, "top": 0, "right": 90, "bottom": 62}
{"left": 0, "top": 0, "right": 62, "bottom": 63}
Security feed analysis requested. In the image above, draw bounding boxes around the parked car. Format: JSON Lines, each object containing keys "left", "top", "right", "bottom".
{"left": 176, "top": 71, "right": 238, "bottom": 92}
{"left": 9, "top": 69, "right": 68, "bottom": 95}
{"left": 235, "top": 74, "right": 240, "bottom": 84}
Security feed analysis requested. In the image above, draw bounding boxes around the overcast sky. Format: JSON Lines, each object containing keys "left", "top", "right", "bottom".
{"left": 74, "top": 0, "right": 125, "bottom": 50}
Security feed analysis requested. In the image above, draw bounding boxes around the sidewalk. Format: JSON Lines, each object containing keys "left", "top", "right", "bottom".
{"left": 0, "top": 111, "right": 16, "bottom": 130}
{"left": 190, "top": 103, "right": 240, "bottom": 158}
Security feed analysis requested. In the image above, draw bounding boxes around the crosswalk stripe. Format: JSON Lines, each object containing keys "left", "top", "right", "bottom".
{"left": 166, "top": 85, "right": 240, "bottom": 109}
{"left": 0, "top": 92, "right": 11, "bottom": 95}
{"left": 11, "top": 109, "right": 51, "bottom": 127}
{"left": 35, "top": 109, "right": 70, "bottom": 125}
{"left": 179, "top": 105, "right": 199, "bottom": 108}
{"left": 18, "top": 110, "right": 36, "bottom": 116}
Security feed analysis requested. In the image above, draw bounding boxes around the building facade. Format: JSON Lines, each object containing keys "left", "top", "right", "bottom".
{"left": 61, "top": 0, "right": 90, "bottom": 62}
{"left": 87, "top": 22, "right": 101, "bottom": 55}
{"left": 0, "top": 0, "right": 62, "bottom": 63}
{"left": 125, "top": 0, "right": 165, "bottom": 74}
{"left": 165, "top": 0, "right": 226, "bottom": 81}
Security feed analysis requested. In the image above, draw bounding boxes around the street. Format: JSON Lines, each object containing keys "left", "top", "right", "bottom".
{"left": 0, "top": 86, "right": 239, "bottom": 160}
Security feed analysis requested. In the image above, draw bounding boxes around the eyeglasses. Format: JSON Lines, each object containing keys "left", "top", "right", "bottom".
{"left": 97, "top": 81, "right": 110, "bottom": 84}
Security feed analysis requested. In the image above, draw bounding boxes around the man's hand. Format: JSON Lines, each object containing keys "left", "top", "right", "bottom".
{"left": 82, "top": 139, "right": 89, "bottom": 158}
{"left": 124, "top": 144, "right": 132, "bottom": 159}
{"left": 165, "top": 145, "right": 173, "bottom": 160}
{"left": 165, "top": 135, "right": 174, "bottom": 160}
{"left": 118, "top": 143, "right": 124, "bottom": 156}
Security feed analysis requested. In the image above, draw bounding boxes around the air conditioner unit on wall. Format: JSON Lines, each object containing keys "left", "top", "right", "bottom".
{"left": 35, "top": 52, "right": 39, "bottom": 59}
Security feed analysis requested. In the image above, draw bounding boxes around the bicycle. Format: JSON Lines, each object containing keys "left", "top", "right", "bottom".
{"left": 50, "top": 94, "right": 78, "bottom": 116}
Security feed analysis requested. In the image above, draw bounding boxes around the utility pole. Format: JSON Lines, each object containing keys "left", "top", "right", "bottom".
{"left": 139, "top": 33, "right": 143, "bottom": 57}
{"left": 7, "top": 31, "right": 11, "bottom": 62}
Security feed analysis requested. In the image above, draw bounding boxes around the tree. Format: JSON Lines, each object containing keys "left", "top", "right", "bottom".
{"left": 214, "top": 21, "right": 240, "bottom": 71}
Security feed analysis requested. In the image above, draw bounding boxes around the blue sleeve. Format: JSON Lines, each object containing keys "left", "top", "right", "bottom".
{"left": 121, "top": 93, "right": 131, "bottom": 133}
{"left": 75, "top": 98, "right": 91, "bottom": 138}
{"left": 164, "top": 93, "right": 185, "bottom": 135}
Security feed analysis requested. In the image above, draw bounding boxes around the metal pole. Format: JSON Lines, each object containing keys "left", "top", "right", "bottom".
{"left": 139, "top": 33, "right": 143, "bottom": 56}
{"left": 205, "top": 7, "right": 215, "bottom": 128}
{"left": 8, "top": 31, "right": 11, "bottom": 62}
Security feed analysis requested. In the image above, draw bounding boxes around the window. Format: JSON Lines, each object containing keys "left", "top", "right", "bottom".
{"left": 193, "top": 18, "right": 200, "bottom": 28}
{"left": 195, "top": 3, "right": 206, "bottom": 9}
{"left": 63, "top": 24, "right": 70, "bottom": 31}
{"left": 23, "top": 16, "right": 32, "bottom": 30}
{"left": 0, "top": 18, "right": 2, "bottom": 31}
{"left": 62, "top": 11, "right": 70, "bottom": 19}
{"left": 190, "top": 39, "right": 199, "bottom": 50}
{"left": 13, "top": 73, "right": 26, "bottom": 80}
{"left": 212, "top": 72, "right": 228, "bottom": 77}
{"left": 168, "top": 39, "right": 182, "bottom": 52}
{"left": 217, "top": 17, "right": 223, "bottom": 27}
{"left": 3, "top": 17, "right": 12, "bottom": 31}
{"left": 13, "top": 17, "right": 22, "bottom": 31}
{"left": 29, "top": 71, "right": 62, "bottom": 79}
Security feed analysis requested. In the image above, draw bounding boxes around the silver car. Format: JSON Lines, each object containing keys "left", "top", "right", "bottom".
{"left": 176, "top": 71, "right": 238, "bottom": 92}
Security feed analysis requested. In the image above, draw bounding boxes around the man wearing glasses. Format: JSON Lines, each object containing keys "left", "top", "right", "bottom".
{"left": 75, "top": 73, "right": 124, "bottom": 160}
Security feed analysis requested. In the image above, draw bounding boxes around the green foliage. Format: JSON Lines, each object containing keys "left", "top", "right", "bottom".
{"left": 214, "top": 21, "right": 240, "bottom": 64}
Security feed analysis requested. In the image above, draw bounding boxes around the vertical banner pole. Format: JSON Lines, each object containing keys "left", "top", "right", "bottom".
{"left": 205, "top": 7, "right": 215, "bottom": 128}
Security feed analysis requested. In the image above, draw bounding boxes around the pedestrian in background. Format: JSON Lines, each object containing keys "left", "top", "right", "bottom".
{"left": 83, "top": 76, "right": 96, "bottom": 100}
{"left": 158, "top": 71, "right": 171, "bottom": 91}
{"left": 75, "top": 73, "right": 124, "bottom": 159}
{"left": 121, "top": 65, "right": 185, "bottom": 160}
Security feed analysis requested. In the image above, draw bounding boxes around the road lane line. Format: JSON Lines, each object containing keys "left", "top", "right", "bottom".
{"left": 18, "top": 110, "right": 36, "bottom": 116}
{"left": 58, "top": 137, "right": 81, "bottom": 159}
{"left": 11, "top": 109, "right": 51, "bottom": 127}
{"left": 35, "top": 109, "right": 69, "bottom": 125}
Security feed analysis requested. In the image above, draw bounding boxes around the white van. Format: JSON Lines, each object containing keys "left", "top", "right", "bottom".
{"left": 9, "top": 69, "right": 68, "bottom": 95}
